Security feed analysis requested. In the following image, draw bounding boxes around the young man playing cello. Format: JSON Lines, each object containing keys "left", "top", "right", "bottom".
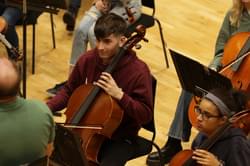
{"left": 47, "top": 13, "right": 153, "bottom": 166}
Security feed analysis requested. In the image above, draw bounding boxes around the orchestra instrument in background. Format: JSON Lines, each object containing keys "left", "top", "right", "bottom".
{"left": 170, "top": 32, "right": 250, "bottom": 166}
{"left": 188, "top": 32, "right": 250, "bottom": 133}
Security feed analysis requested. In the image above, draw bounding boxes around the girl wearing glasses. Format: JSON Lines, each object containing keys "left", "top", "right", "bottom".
{"left": 191, "top": 88, "right": 250, "bottom": 166}
{"left": 147, "top": 1, "right": 250, "bottom": 165}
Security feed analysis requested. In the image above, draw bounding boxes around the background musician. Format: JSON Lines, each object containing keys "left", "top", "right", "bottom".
{"left": 147, "top": 0, "right": 250, "bottom": 165}
{"left": 47, "top": 13, "right": 153, "bottom": 165}
{"left": 0, "top": 1, "right": 43, "bottom": 59}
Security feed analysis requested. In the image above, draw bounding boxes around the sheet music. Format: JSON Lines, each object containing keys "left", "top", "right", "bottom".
{"left": 169, "top": 49, "right": 232, "bottom": 97}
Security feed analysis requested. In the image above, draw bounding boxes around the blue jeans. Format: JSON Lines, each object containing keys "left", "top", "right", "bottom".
{"left": 0, "top": 6, "right": 21, "bottom": 57}
{"left": 168, "top": 90, "right": 193, "bottom": 141}
{"left": 69, "top": 0, "right": 81, "bottom": 10}
{"left": 69, "top": 5, "right": 101, "bottom": 66}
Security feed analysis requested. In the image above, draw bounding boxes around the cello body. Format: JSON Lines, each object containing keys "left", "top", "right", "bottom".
{"left": 65, "top": 84, "right": 123, "bottom": 163}
{"left": 220, "top": 32, "right": 250, "bottom": 91}
{"left": 168, "top": 150, "right": 195, "bottom": 166}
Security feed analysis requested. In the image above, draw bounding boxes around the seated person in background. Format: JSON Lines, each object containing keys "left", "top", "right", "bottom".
{"left": 188, "top": 88, "right": 250, "bottom": 165}
{"left": 0, "top": 2, "right": 42, "bottom": 59}
{"left": 0, "top": 3, "right": 21, "bottom": 59}
{"left": 63, "top": 0, "right": 81, "bottom": 31}
{"left": 47, "top": 13, "right": 153, "bottom": 165}
{"left": 146, "top": 0, "right": 250, "bottom": 165}
{"left": 0, "top": 56, "right": 55, "bottom": 165}
{"left": 47, "top": 0, "right": 142, "bottom": 96}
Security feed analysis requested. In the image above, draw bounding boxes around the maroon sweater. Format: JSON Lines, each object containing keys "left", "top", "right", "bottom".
{"left": 47, "top": 49, "right": 153, "bottom": 139}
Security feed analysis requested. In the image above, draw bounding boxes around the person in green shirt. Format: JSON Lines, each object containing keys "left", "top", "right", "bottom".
{"left": 0, "top": 56, "right": 55, "bottom": 165}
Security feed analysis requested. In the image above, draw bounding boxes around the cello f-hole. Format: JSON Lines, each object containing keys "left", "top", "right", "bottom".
{"left": 237, "top": 80, "right": 243, "bottom": 89}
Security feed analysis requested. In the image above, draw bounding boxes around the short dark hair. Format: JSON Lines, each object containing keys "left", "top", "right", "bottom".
{"left": 0, "top": 59, "right": 21, "bottom": 98}
{"left": 94, "top": 13, "right": 127, "bottom": 40}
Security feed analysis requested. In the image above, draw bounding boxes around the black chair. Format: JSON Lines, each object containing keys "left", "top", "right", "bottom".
{"left": 129, "top": 75, "right": 164, "bottom": 166}
{"left": 28, "top": 156, "right": 63, "bottom": 166}
{"left": 126, "top": 0, "right": 169, "bottom": 68}
{"left": 17, "top": 11, "right": 56, "bottom": 74}
{"left": 28, "top": 156, "right": 48, "bottom": 166}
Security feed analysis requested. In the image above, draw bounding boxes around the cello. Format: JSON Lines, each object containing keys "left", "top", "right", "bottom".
{"left": 64, "top": 25, "right": 147, "bottom": 164}
{"left": 188, "top": 32, "right": 250, "bottom": 130}
{"left": 0, "top": 32, "right": 22, "bottom": 61}
{"left": 169, "top": 109, "right": 250, "bottom": 166}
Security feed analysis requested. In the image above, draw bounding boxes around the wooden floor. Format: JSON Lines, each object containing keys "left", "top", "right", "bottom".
{"left": 0, "top": 0, "right": 231, "bottom": 165}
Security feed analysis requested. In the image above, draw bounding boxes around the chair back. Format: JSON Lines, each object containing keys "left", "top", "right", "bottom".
{"left": 27, "top": 156, "right": 62, "bottom": 166}
{"left": 141, "top": 0, "right": 155, "bottom": 16}
{"left": 16, "top": 11, "right": 42, "bottom": 25}
{"left": 142, "top": 75, "right": 157, "bottom": 141}
{"left": 128, "top": 74, "right": 160, "bottom": 160}
{"left": 28, "top": 156, "right": 48, "bottom": 166}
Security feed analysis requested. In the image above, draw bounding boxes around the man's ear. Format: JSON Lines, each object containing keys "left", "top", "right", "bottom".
{"left": 119, "top": 36, "right": 127, "bottom": 47}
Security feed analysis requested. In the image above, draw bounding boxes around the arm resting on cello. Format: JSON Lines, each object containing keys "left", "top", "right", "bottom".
{"left": 209, "top": 11, "right": 231, "bottom": 71}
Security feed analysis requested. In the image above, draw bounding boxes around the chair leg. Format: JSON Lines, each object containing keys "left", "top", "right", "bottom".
{"left": 50, "top": 13, "right": 56, "bottom": 49}
{"left": 154, "top": 18, "right": 169, "bottom": 68}
{"left": 152, "top": 142, "right": 164, "bottom": 166}
{"left": 32, "top": 24, "right": 36, "bottom": 74}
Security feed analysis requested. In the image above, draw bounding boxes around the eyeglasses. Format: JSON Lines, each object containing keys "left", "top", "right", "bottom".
{"left": 194, "top": 106, "right": 222, "bottom": 121}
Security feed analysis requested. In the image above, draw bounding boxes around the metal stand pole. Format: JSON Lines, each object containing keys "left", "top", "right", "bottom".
{"left": 22, "top": 0, "right": 27, "bottom": 98}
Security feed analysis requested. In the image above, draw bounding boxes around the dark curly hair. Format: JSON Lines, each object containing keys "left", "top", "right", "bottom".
{"left": 208, "top": 88, "right": 247, "bottom": 115}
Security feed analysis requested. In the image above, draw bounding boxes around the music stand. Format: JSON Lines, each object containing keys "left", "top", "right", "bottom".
{"left": 169, "top": 49, "right": 232, "bottom": 97}
{"left": 4, "top": 0, "right": 67, "bottom": 98}
{"left": 51, "top": 124, "right": 89, "bottom": 166}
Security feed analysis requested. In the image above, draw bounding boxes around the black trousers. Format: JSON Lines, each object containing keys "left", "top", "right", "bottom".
{"left": 98, "top": 137, "right": 152, "bottom": 166}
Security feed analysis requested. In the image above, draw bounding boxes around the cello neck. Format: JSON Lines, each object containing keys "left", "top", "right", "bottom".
{"left": 198, "top": 121, "right": 231, "bottom": 149}
{"left": 105, "top": 47, "right": 127, "bottom": 73}
{"left": 182, "top": 121, "right": 231, "bottom": 166}
{"left": 70, "top": 85, "right": 101, "bottom": 124}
